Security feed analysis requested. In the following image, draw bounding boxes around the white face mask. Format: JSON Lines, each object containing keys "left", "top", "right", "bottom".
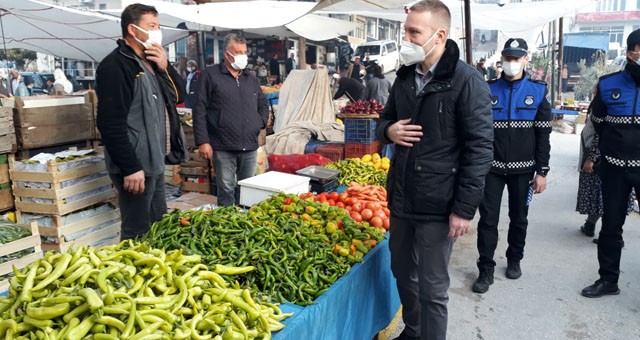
{"left": 187, "top": 67, "right": 194, "bottom": 73}
{"left": 400, "top": 30, "right": 439, "bottom": 66}
{"left": 132, "top": 24, "right": 163, "bottom": 49}
{"left": 502, "top": 61, "right": 523, "bottom": 77}
{"left": 227, "top": 51, "right": 248, "bottom": 70}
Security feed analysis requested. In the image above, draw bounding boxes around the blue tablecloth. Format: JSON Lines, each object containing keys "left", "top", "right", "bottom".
{"left": 552, "top": 109, "right": 581, "bottom": 115}
{"left": 274, "top": 238, "right": 400, "bottom": 340}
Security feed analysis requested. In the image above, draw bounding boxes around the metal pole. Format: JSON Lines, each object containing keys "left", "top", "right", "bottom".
{"left": 550, "top": 20, "right": 556, "bottom": 107}
{"left": 0, "top": 10, "right": 12, "bottom": 95}
{"left": 557, "top": 17, "right": 564, "bottom": 101}
{"left": 464, "top": 0, "right": 473, "bottom": 64}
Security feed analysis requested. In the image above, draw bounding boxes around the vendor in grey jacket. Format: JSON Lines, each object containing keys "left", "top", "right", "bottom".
{"left": 375, "top": 1, "right": 493, "bottom": 339}
{"left": 193, "top": 33, "right": 268, "bottom": 206}
{"left": 96, "top": 3, "right": 186, "bottom": 240}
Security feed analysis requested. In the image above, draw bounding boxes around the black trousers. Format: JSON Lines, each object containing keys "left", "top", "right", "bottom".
{"left": 477, "top": 171, "right": 534, "bottom": 268}
{"left": 110, "top": 173, "right": 166, "bottom": 240}
{"left": 598, "top": 162, "right": 640, "bottom": 283}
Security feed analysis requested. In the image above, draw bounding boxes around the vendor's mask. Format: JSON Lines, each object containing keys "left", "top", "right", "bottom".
{"left": 227, "top": 51, "right": 248, "bottom": 70}
{"left": 132, "top": 24, "right": 163, "bottom": 49}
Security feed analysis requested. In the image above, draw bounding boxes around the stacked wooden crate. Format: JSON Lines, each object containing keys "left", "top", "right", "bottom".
{"left": 9, "top": 154, "right": 120, "bottom": 252}
{"left": 0, "top": 222, "right": 43, "bottom": 293}
{"left": 0, "top": 103, "right": 16, "bottom": 213}
{"left": 13, "top": 94, "right": 95, "bottom": 158}
{"left": 180, "top": 151, "right": 213, "bottom": 194}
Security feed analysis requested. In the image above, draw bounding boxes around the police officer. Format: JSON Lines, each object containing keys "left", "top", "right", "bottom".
{"left": 472, "top": 38, "right": 552, "bottom": 294}
{"left": 582, "top": 29, "right": 640, "bottom": 298}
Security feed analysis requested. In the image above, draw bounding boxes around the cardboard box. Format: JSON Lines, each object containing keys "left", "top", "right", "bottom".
{"left": 167, "top": 192, "right": 217, "bottom": 211}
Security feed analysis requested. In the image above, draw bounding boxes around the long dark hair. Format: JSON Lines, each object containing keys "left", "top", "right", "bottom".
{"left": 121, "top": 3, "right": 158, "bottom": 38}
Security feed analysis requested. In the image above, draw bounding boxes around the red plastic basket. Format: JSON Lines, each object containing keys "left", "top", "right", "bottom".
{"left": 344, "top": 140, "right": 382, "bottom": 159}
{"left": 316, "top": 144, "right": 344, "bottom": 162}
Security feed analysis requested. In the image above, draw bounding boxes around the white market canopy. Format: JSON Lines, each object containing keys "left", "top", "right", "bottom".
{"left": 114, "top": 0, "right": 359, "bottom": 42}
{"left": 0, "top": 0, "right": 189, "bottom": 62}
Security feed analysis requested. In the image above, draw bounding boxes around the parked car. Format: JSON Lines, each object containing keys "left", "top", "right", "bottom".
{"left": 353, "top": 40, "right": 399, "bottom": 73}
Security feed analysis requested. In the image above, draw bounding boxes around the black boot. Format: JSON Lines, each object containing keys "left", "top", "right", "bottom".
{"left": 580, "top": 221, "right": 595, "bottom": 237}
{"left": 506, "top": 260, "right": 522, "bottom": 279}
{"left": 472, "top": 267, "right": 494, "bottom": 293}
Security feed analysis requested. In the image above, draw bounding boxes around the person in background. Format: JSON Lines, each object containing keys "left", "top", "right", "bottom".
{"left": 375, "top": 1, "right": 494, "bottom": 339}
{"left": 363, "top": 55, "right": 375, "bottom": 81}
{"left": 193, "top": 33, "right": 268, "bottom": 207}
{"left": 332, "top": 73, "right": 365, "bottom": 103}
{"left": 476, "top": 57, "right": 488, "bottom": 80}
{"left": 472, "top": 38, "right": 552, "bottom": 294}
{"left": 256, "top": 61, "right": 269, "bottom": 85}
{"left": 9, "top": 69, "right": 20, "bottom": 95}
{"left": 206, "top": 57, "right": 215, "bottom": 68}
{"left": 53, "top": 68, "right": 73, "bottom": 94}
{"left": 269, "top": 54, "right": 281, "bottom": 84}
{"left": 0, "top": 69, "right": 10, "bottom": 98}
{"left": 184, "top": 60, "right": 201, "bottom": 109}
{"left": 562, "top": 63, "right": 570, "bottom": 92}
{"left": 581, "top": 28, "right": 640, "bottom": 298}
{"left": 494, "top": 61, "right": 503, "bottom": 79}
{"left": 347, "top": 56, "right": 365, "bottom": 80}
{"left": 285, "top": 52, "right": 296, "bottom": 77}
{"left": 365, "top": 65, "right": 392, "bottom": 105}
{"left": 96, "top": 3, "right": 187, "bottom": 240}
{"left": 14, "top": 76, "right": 33, "bottom": 97}
{"left": 44, "top": 79, "right": 55, "bottom": 94}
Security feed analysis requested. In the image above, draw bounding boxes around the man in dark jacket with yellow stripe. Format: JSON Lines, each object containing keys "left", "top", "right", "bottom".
{"left": 376, "top": 1, "right": 493, "bottom": 339}
{"left": 97, "top": 3, "right": 186, "bottom": 240}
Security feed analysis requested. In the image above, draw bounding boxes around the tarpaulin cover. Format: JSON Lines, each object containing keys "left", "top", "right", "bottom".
{"left": 0, "top": 0, "right": 189, "bottom": 62}
{"left": 563, "top": 32, "right": 609, "bottom": 50}
{"left": 274, "top": 238, "right": 401, "bottom": 340}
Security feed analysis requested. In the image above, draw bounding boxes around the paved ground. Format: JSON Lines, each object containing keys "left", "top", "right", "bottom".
{"left": 379, "top": 131, "right": 640, "bottom": 340}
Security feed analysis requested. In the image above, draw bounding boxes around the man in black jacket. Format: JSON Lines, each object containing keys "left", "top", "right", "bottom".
{"left": 332, "top": 73, "right": 365, "bottom": 103}
{"left": 96, "top": 3, "right": 186, "bottom": 240}
{"left": 472, "top": 38, "right": 552, "bottom": 294}
{"left": 193, "top": 33, "right": 268, "bottom": 206}
{"left": 375, "top": 1, "right": 493, "bottom": 339}
{"left": 581, "top": 29, "right": 640, "bottom": 298}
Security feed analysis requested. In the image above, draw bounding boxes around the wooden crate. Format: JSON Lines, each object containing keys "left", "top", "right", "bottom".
{"left": 9, "top": 155, "right": 115, "bottom": 215}
{"left": 0, "top": 108, "right": 16, "bottom": 154}
{"left": 165, "top": 165, "right": 181, "bottom": 185}
{"left": 0, "top": 222, "right": 43, "bottom": 292}
{"left": 13, "top": 94, "right": 95, "bottom": 150}
{"left": 181, "top": 180, "right": 211, "bottom": 194}
{"left": 0, "top": 163, "right": 8, "bottom": 184}
{"left": 33, "top": 209, "right": 121, "bottom": 253}
{"left": 0, "top": 188, "right": 13, "bottom": 212}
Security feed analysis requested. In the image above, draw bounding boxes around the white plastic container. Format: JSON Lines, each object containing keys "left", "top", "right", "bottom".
{"left": 238, "top": 171, "right": 310, "bottom": 207}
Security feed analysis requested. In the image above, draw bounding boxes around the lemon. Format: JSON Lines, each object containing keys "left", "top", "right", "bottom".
{"left": 362, "top": 154, "right": 372, "bottom": 163}
{"left": 381, "top": 162, "right": 390, "bottom": 170}
{"left": 372, "top": 153, "right": 381, "bottom": 162}
{"left": 374, "top": 161, "right": 382, "bottom": 169}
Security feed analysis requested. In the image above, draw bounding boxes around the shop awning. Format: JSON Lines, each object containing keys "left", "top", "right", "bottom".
{"left": 563, "top": 32, "right": 609, "bottom": 50}
{"left": 0, "top": 0, "right": 189, "bottom": 62}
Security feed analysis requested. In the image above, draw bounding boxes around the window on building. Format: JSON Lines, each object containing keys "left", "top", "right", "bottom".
{"left": 98, "top": 3, "right": 106, "bottom": 10}
{"left": 579, "top": 26, "right": 625, "bottom": 45}
{"left": 367, "top": 19, "right": 377, "bottom": 40}
{"left": 597, "top": 0, "right": 627, "bottom": 11}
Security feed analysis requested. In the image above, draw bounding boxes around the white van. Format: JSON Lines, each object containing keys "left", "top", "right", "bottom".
{"left": 353, "top": 40, "right": 399, "bottom": 73}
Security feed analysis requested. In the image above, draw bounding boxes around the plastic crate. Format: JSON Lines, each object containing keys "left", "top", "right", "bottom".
{"left": 304, "top": 140, "right": 326, "bottom": 154}
{"left": 344, "top": 140, "right": 382, "bottom": 159}
{"left": 344, "top": 118, "right": 378, "bottom": 144}
{"left": 316, "top": 144, "right": 344, "bottom": 162}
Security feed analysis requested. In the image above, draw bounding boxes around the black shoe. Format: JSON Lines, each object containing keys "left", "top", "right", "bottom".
{"left": 581, "top": 279, "right": 620, "bottom": 298}
{"left": 472, "top": 267, "right": 494, "bottom": 293}
{"left": 393, "top": 330, "right": 420, "bottom": 340}
{"left": 592, "top": 238, "right": 598, "bottom": 244}
{"left": 506, "top": 260, "right": 522, "bottom": 280}
{"left": 580, "top": 221, "right": 595, "bottom": 237}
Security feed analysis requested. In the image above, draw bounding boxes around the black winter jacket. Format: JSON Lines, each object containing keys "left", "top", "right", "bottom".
{"left": 375, "top": 40, "right": 494, "bottom": 221}
{"left": 96, "top": 39, "right": 187, "bottom": 177}
{"left": 192, "top": 63, "right": 268, "bottom": 152}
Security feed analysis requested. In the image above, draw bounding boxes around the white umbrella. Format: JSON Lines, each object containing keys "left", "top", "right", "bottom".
{"left": 0, "top": 0, "right": 189, "bottom": 62}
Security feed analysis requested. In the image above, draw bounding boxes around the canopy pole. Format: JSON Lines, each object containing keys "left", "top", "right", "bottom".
{"left": 550, "top": 19, "right": 557, "bottom": 107}
{"left": 0, "top": 10, "right": 11, "bottom": 95}
{"left": 463, "top": 0, "right": 473, "bottom": 65}
{"left": 557, "top": 17, "right": 564, "bottom": 102}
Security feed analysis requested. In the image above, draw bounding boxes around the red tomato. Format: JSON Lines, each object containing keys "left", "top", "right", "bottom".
{"left": 373, "top": 209, "right": 386, "bottom": 219}
{"left": 328, "top": 192, "right": 340, "bottom": 201}
{"left": 350, "top": 211, "right": 363, "bottom": 222}
{"left": 339, "top": 192, "right": 349, "bottom": 203}
{"left": 365, "top": 201, "right": 381, "bottom": 211}
{"left": 351, "top": 202, "right": 363, "bottom": 213}
{"left": 370, "top": 216, "right": 383, "bottom": 228}
{"left": 345, "top": 205, "right": 352, "bottom": 211}
{"left": 319, "top": 196, "right": 328, "bottom": 203}
{"left": 347, "top": 197, "right": 358, "bottom": 206}
{"left": 360, "top": 208, "right": 373, "bottom": 220}
{"left": 383, "top": 208, "right": 391, "bottom": 217}
{"left": 328, "top": 199, "right": 336, "bottom": 206}
{"left": 382, "top": 217, "right": 390, "bottom": 230}
{"left": 336, "top": 201, "right": 345, "bottom": 208}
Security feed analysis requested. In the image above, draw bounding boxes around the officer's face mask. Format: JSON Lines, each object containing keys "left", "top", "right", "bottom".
{"left": 400, "top": 30, "right": 440, "bottom": 66}
{"left": 502, "top": 61, "right": 523, "bottom": 77}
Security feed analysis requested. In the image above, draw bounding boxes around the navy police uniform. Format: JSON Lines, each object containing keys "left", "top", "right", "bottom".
{"left": 476, "top": 71, "right": 552, "bottom": 271}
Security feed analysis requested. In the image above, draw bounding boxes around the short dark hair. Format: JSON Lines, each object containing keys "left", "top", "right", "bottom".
{"left": 121, "top": 3, "right": 158, "bottom": 38}
{"left": 224, "top": 33, "right": 247, "bottom": 51}
{"left": 373, "top": 65, "right": 383, "bottom": 77}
